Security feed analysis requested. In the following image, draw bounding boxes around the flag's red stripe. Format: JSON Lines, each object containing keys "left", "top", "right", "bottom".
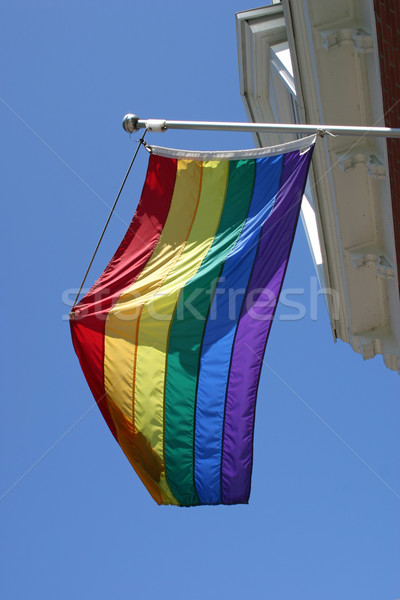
{"left": 70, "top": 154, "right": 177, "bottom": 439}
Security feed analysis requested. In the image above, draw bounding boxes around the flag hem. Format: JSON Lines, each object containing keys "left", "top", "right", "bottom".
{"left": 149, "top": 134, "right": 316, "bottom": 160}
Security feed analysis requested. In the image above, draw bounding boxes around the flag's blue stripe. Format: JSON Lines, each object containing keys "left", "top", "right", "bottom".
{"left": 194, "top": 154, "right": 284, "bottom": 505}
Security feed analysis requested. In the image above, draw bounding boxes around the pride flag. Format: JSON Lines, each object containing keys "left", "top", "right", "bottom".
{"left": 70, "top": 136, "right": 315, "bottom": 506}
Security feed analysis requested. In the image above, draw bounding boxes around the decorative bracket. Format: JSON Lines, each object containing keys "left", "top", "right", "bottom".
{"left": 347, "top": 248, "right": 394, "bottom": 279}
{"left": 337, "top": 151, "right": 386, "bottom": 179}
{"left": 321, "top": 27, "right": 373, "bottom": 53}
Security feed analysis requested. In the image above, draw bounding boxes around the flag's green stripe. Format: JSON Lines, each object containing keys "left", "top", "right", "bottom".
{"left": 164, "top": 159, "right": 256, "bottom": 506}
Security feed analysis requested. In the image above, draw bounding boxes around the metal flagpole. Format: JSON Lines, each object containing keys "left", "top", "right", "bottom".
{"left": 122, "top": 114, "right": 400, "bottom": 139}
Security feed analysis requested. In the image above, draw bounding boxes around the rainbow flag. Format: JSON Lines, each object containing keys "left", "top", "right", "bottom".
{"left": 70, "top": 136, "right": 315, "bottom": 506}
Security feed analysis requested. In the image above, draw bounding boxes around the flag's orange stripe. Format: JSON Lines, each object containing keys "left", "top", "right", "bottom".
{"left": 104, "top": 160, "right": 203, "bottom": 504}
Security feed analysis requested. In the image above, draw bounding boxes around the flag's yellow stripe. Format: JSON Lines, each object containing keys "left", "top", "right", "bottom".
{"left": 104, "top": 160, "right": 202, "bottom": 504}
{"left": 104, "top": 160, "right": 201, "bottom": 420}
{"left": 134, "top": 160, "right": 229, "bottom": 499}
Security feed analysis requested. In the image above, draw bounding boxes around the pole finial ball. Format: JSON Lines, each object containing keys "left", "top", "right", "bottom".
{"left": 122, "top": 114, "right": 139, "bottom": 133}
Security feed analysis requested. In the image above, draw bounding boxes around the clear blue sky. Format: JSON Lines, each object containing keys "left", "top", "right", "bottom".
{"left": 1, "top": 2, "right": 399, "bottom": 599}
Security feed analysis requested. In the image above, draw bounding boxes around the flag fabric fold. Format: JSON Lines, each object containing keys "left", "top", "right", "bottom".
{"left": 70, "top": 135, "right": 315, "bottom": 506}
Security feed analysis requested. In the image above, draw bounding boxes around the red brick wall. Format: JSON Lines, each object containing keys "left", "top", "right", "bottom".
{"left": 373, "top": 0, "right": 400, "bottom": 292}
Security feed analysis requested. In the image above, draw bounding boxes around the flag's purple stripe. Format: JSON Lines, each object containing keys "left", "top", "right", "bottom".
{"left": 221, "top": 148, "right": 314, "bottom": 504}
